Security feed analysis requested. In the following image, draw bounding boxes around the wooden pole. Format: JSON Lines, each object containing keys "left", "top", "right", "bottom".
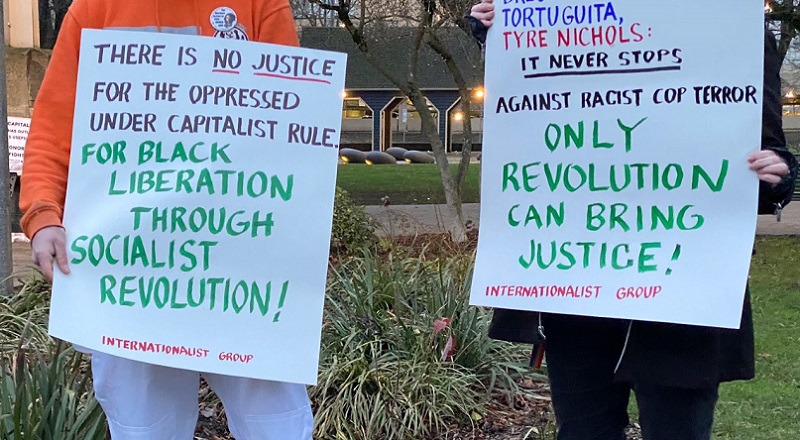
{"left": 0, "top": 1, "right": 15, "bottom": 294}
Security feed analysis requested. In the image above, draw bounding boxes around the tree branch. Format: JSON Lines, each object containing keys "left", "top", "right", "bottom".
{"left": 409, "top": 22, "right": 426, "bottom": 88}
{"left": 307, "top": 0, "right": 340, "bottom": 12}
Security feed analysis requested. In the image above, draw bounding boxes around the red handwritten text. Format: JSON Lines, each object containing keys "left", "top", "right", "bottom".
{"left": 615, "top": 286, "right": 662, "bottom": 300}
{"left": 101, "top": 336, "right": 210, "bottom": 358}
{"left": 485, "top": 284, "right": 601, "bottom": 299}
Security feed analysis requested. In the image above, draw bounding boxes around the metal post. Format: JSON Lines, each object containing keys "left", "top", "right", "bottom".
{"left": 0, "top": 3, "right": 14, "bottom": 295}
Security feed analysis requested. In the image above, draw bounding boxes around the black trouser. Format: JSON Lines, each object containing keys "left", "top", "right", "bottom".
{"left": 543, "top": 316, "right": 719, "bottom": 440}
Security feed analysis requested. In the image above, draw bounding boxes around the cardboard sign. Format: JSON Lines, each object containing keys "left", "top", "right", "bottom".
{"left": 471, "top": 1, "right": 764, "bottom": 329}
{"left": 50, "top": 30, "right": 346, "bottom": 384}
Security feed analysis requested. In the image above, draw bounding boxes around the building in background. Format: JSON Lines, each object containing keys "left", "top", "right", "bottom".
{"left": 301, "top": 26, "right": 485, "bottom": 152}
{"left": 781, "top": 64, "right": 800, "bottom": 150}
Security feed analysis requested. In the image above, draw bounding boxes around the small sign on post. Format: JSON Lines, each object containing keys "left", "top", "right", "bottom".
{"left": 8, "top": 116, "right": 30, "bottom": 175}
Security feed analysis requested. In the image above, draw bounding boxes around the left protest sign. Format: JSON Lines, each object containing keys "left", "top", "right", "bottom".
{"left": 48, "top": 30, "right": 347, "bottom": 385}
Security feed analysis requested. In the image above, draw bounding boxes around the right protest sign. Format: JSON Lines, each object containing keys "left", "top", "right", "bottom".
{"left": 470, "top": 1, "right": 765, "bottom": 329}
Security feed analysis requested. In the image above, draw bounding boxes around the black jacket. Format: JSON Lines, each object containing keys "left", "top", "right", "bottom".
{"left": 471, "top": 20, "right": 798, "bottom": 388}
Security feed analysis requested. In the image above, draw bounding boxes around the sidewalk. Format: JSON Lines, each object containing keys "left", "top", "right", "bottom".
{"left": 10, "top": 203, "right": 799, "bottom": 277}
{"left": 364, "top": 202, "right": 800, "bottom": 236}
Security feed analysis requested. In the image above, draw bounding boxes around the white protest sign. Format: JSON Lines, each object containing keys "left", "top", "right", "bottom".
{"left": 8, "top": 117, "right": 30, "bottom": 174}
{"left": 470, "top": 1, "right": 764, "bottom": 329}
{"left": 49, "top": 30, "right": 346, "bottom": 384}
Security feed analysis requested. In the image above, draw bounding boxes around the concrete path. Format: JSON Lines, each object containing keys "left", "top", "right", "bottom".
{"left": 10, "top": 202, "right": 799, "bottom": 277}
{"left": 365, "top": 202, "right": 800, "bottom": 236}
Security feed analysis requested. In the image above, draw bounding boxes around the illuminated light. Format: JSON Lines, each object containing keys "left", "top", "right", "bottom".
{"left": 453, "top": 112, "right": 464, "bottom": 121}
{"left": 474, "top": 88, "right": 485, "bottom": 99}
{"left": 341, "top": 90, "right": 348, "bottom": 99}
{"left": 340, "top": 155, "right": 350, "bottom": 163}
{"left": 365, "top": 160, "right": 374, "bottom": 165}
{"left": 786, "top": 90, "right": 795, "bottom": 99}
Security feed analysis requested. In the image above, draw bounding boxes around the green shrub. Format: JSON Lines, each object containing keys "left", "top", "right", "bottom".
{"left": 331, "top": 186, "right": 376, "bottom": 254}
{"left": 0, "top": 278, "right": 107, "bottom": 440}
{"left": 0, "top": 277, "right": 51, "bottom": 354}
{"left": 0, "top": 343, "right": 107, "bottom": 440}
{"left": 312, "top": 251, "right": 530, "bottom": 440}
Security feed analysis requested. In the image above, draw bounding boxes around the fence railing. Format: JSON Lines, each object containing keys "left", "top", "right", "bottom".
{"left": 38, "top": 0, "right": 73, "bottom": 50}
{"left": 795, "top": 155, "right": 800, "bottom": 201}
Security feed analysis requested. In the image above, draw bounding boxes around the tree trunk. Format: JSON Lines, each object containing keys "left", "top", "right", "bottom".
{"left": 456, "top": 90, "right": 473, "bottom": 190}
{"left": 408, "top": 90, "right": 468, "bottom": 242}
{"left": 318, "top": 0, "right": 473, "bottom": 241}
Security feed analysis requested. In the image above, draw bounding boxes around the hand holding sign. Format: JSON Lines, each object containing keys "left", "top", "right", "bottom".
{"left": 471, "top": 0, "right": 495, "bottom": 27}
{"left": 748, "top": 150, "right": 789, "bottom": 185}
{"left": 31, "top": 226, "right": 70, "bottom": 282}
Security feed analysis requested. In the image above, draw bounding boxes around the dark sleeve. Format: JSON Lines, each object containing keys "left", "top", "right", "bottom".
{"left": 488, "top": 308, "right": 540, "bottom": 344}
{"left": 759, "top": 29, "right": 798, "bottom": 214}
{"left": 466, "top": 16, "right": 488, "bottom": 46}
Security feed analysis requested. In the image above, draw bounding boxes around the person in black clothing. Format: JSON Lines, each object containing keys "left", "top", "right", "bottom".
{"left": 468, "top": 1, "right": 798, "bottom": 439}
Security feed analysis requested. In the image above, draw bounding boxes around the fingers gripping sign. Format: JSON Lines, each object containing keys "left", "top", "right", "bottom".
{"left": 748, "top": 150, "right": 790, "bottom": 186}
{"left": 471, "top": 0, "right": 495, "bottom": 28}
{"left": 31, "top": 226, "right": 71, "bottom": 281}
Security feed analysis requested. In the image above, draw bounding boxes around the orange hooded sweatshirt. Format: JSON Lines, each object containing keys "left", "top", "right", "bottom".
{"left": 20, "top": 0, "right": 299, "bottom": 239}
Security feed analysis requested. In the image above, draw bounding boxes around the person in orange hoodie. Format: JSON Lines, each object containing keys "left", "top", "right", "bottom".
{"left": 20, "top": 1, "right": 313, "bottom": 439}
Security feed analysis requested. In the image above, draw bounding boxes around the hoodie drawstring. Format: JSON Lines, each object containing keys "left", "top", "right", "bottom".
{"left": 154, "top": 0, "right": 162, "bottom": 32}
{"left": 614, "top": 321, "right": 633, "bottom": 374}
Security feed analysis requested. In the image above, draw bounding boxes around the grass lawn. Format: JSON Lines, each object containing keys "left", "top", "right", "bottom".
{"left": 711, "top": 236, "right": 800, "bottom": 439}
{"left": 625, "top": 237, "right": 800, "bottom": 439}
{"left": 335, "top": 163, "right": 481, "bottom": 205}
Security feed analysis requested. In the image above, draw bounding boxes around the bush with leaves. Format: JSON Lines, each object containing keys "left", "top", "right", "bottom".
{"left": 0, "top": 343, "right": 107, "bottom": 440}
{"left": 0, "top": 278, "right": 107, "bottom": 440}
{"left": 0, "top": 278, "right": 51, "bottom": 353}
{"left": 331, "top": 186, "right": 376, "bottom": 254}
{"left": 312, "top": 251, "right": 530, "bottom": 440}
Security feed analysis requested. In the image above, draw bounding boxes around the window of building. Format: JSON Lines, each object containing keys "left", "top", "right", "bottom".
{"left": 342, "top": 98, "right": 372, "bottom": 119}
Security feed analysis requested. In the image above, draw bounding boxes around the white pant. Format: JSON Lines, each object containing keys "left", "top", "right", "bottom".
{"left": 91, "top": 353, "right": 313, "bottom": 440}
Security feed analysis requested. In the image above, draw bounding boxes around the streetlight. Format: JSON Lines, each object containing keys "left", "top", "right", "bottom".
{"left": 473, "top": 87, "right": 485, "bottom": 146}
{"left": 786, "top": 90, "right": 796, "bottom": 115}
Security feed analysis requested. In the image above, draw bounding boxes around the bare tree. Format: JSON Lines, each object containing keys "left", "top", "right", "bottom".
{"left": 305, "top": 0, "right": 479, "bottom": 241}
{"left": 291, "top": 0, "right": 341, "bottom": 27}
{"left": 766, "top": 0, "right": 800, "bottom": 64}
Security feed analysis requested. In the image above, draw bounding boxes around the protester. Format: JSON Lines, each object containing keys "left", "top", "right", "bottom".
{"left": 19, "top": 1, "right": 312, "bottom": 438}
{"left": 468, "top": 1, "right": 798, "bottom": 438}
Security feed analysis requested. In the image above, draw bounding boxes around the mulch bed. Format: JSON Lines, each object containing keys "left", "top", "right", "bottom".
{"left": 193, "top": 378, "right": 643, "bottom": 439}
{"left": 195, "top": 231, "right": 645, "bottom": 439}
{"left": 192, "top": 378, "right": 557, "bottom": 440}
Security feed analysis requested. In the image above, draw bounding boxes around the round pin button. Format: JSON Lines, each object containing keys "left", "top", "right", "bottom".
{"left": 210, "top": 7, "right": 238, "bottom": 32}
